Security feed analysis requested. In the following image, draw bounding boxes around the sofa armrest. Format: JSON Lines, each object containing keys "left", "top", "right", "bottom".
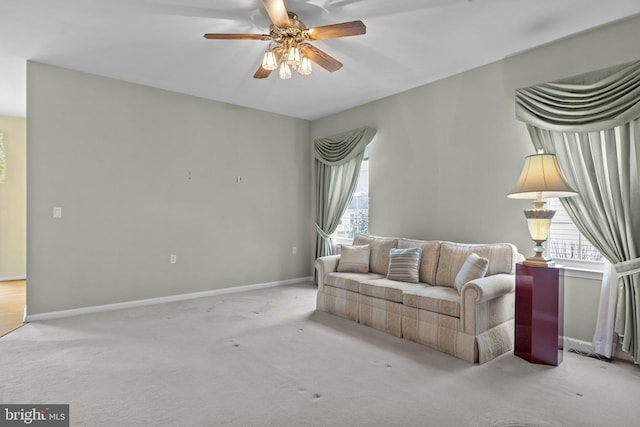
{"left": 315, "top": 255, "right": 341, "bottom": 292}
{"left": 462, "top": 274, "right": 515, "bottom": 303}
{"left": 460, "top": 273, "right": 515, "bottom": 335}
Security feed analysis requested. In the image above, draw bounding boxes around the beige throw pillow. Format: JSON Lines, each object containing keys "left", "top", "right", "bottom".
{"left": 387, "top": 247, "right": 422, "bottom": 283}
{"left": 337, "top": 245, "right": 371, "bottom": 273}
{"left": 454, "top": 252, "right": 489, "bottom": 293}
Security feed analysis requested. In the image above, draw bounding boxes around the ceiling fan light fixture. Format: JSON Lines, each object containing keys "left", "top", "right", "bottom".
{"left": 279, "top": 61, "right": 292, "bottom": 79}
{"left": 204, "top": 0, "right": 366, "bottom": 80}
{"left": 261, "top": 49, "right": 278, "bottom": 71}
{"left": 298, "top": 55, "right": 312, "bottom": 75}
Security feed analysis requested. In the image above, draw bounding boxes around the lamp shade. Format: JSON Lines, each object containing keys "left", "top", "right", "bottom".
{"left": 507, "top": 153, "right": 577, "bottom": 199}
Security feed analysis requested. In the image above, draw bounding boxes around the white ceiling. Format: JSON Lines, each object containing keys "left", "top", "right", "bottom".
{"left": 2, "top": 0, "right": 640, "bottom": 120}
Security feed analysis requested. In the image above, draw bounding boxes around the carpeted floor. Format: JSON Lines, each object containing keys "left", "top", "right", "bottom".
{"left": 1, "top": 281, "right": 639, "bottom": 426}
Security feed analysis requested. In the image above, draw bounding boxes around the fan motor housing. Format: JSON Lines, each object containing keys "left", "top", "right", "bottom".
{"left": 269, "top": 12, "right": 308, "bottom": 43}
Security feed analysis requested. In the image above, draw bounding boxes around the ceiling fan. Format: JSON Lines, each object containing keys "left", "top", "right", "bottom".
{"left": 203, "top": 0, "right": 366, "bottom": 79}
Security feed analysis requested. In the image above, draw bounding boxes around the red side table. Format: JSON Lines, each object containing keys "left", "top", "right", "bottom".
{"left": 514, "top": 263, "right": 564, "bottom": 366}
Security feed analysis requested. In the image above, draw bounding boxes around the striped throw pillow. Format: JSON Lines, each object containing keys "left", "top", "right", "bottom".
{"left": 387, "top": 247, "right": 422, "bottom": 283}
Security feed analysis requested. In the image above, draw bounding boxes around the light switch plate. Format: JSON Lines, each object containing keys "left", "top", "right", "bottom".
{"left": 53, "top": 207, "right": 62, "bottom": 219}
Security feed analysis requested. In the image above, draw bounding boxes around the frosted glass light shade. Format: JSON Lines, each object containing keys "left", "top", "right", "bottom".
{"left": 261, "top": 50, "right": 278, "bottom": 71}
{"left": 286, "top": 46, "right": 301, "bottom": 68}
{"left": 298, "top": 55, "right": 312, "bottom": 75}
{"left": 279, "top": 61, "right": 291, "bottom": 79}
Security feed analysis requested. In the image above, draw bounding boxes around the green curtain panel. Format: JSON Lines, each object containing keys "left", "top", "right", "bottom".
{"left": 516, "top": 59, "right": 640, "bottom": 362}
{"left": 314, "top": 126, "right": 376, "bottom": 262}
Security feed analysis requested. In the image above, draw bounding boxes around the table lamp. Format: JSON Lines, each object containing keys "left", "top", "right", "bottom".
{"left": 508, "top": 152, "right": 577, "bottom": 266}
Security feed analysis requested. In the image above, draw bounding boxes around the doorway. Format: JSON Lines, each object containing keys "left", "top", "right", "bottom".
{"left": 0, "top": 117, "right": 27, "bottom": 336}
{"left": 0, "top": 280, "right": 25, "bottom": 336}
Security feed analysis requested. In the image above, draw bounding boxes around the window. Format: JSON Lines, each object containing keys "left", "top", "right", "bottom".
{"left": 547, "top": 197, "right": 603, "bottom": 264}
{"left": 333, "top": 148, "right": 369, "bottom": 243}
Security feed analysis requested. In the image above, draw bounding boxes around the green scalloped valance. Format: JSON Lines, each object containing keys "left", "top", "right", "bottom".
{"left": 516, "top": 60, "right": 640, "bottom": 131}
{"left": 313, "top": 126, "right": 376, "bottom": 165}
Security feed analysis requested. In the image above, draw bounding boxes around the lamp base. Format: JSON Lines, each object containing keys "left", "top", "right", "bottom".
{"left": 524, "top": 236, "right": 555, "bottom": 267}
{"left": 523, "top": 254, "right": 555, "bottom": 267}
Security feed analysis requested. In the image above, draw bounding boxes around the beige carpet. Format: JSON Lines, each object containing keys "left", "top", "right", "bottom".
{"left": 1, "top": 282, "right": 639, "bottom": 427}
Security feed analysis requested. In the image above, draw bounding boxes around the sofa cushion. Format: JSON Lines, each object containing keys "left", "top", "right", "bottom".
{"left": 353, "top": 234, "right": 398, "bottom": 275}
{"left": 435, "top": 242, "right": 518, "bottom": 288}
{"left": 454, "top": 253, "right": 489, "bottom": 293}
{"left": 359, "top": 278, "right": 426, "bottom": 303}
{"left": 403, "top": 286, "right": 461, "bottom": 318}
{"left": 326, "top": 272, "right": 385, "bottom": 293}
{"left": 387, "top": 247, "right": 422, "bottom": 283}
{"left": 397, "top": 239, "right": 441, "bottom": 285}
{"left": 337, "top": 244, "right": 371, "bottom": 273}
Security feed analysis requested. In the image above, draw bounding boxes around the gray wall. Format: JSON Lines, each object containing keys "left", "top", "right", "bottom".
{"left": 311, "top": 15, "right": 640, "bottom": 343}
{"left": 27, "top": 62, "right": 312, "bottom": 315}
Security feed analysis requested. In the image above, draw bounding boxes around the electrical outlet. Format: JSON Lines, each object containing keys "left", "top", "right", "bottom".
{"left": 170, "top": 254, "right": 177, "bottom": 264}
{"left": 52, "top": 207, "right": 62, "bottom": 219}
{"left": 292, "top": 246, "right": 297, "bottom": 254}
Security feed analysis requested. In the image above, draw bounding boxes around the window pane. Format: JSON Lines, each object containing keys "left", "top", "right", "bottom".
{"left": 333, "top": 150, "right": 369, "bottom": 240}
{"left": 547, "top": 198, "right": 603, "bottom": 263}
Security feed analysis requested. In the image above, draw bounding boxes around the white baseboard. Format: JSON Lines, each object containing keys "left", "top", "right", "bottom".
{"left": 564, "top": 336, "right": 636, "bottom": 362}
{"left": 564, "top": 336, "right": 596, "bottom": 355}
{"left": 0, "top": 276, "right": 26, "bottom": 282}
{"left": 24, "top": 276, "right": 313, "bottom": 322}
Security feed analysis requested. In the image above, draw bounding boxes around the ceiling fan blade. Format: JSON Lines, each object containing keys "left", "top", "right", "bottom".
{"left": 262, "top": 0, "right": 291, "bottom": 28}
{"left": 254, "top": 67, "right": 274, "bottom": 79}
{"left": 253, "top": 51, "right": 284, "bottom": 79}
{"left": 307, "top": 20, "right": 366, "bottom": 40}
{"left": 300, "top": 44, "right": 343, "bottom": 72}
{"left": 204, "top": 33, "right": 270, "bottom": 40}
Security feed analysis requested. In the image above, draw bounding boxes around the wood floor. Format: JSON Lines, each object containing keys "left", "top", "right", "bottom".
{"left": 0, "top": 280, "right": 26, "bottom": 337}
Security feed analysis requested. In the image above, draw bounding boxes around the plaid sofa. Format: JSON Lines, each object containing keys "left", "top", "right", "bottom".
{"left": 315, "top": 234, "right": 521, "bottom": 364}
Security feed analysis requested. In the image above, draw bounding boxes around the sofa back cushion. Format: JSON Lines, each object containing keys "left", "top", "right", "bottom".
{"left": 397, "top": 239, "right": 441, "bottom": 284}
{"left": 435, "top": 242, "right": 517, "bottom": 288}
{"left": 353, "top": 234, "right": 398, "bottom": 275}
